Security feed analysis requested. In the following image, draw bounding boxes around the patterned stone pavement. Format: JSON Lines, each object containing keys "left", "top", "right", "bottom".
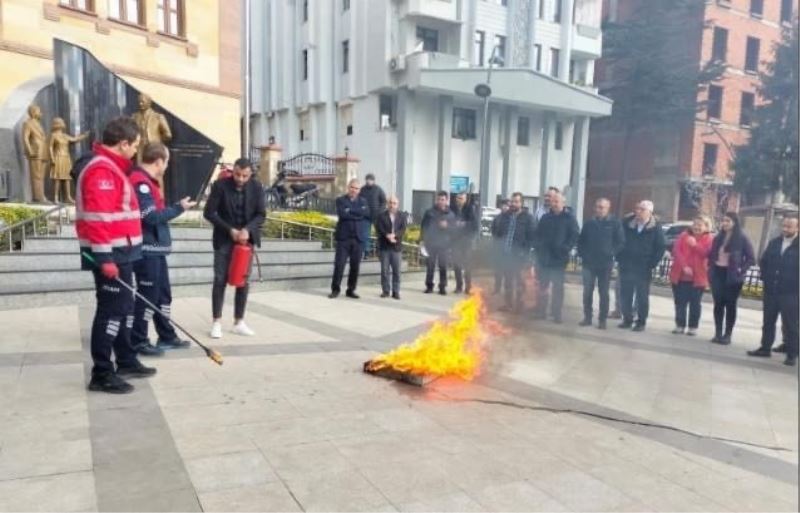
{"left": 0, "top": 283, "right": 796, "bottom": 512}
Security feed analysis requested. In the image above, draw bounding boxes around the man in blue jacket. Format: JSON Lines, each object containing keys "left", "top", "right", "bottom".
{"left": 129, "top": 143, "right": 196, "bottom": 355}
{"left": 330, "top": 178, "right": 370, "bottom": 299}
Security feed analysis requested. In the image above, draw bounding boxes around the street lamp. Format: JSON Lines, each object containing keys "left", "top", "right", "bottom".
{"left": 476, "top": 45, "right": 503, "bottom": 208}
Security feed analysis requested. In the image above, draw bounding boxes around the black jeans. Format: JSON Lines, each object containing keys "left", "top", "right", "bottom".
{"left": 212, "top": 243, "right": 250, "bottom": 320}
{"left": 379, "top": 249, "right": 401, "bottom": 294}
{"left": 710, "top": 265, "right": 742, "bottom": 337}
{"left": 90, "top": 263, "right": 138, "bottom": 376}
{"left": 537, "top": 266, "right": 566, "bottom": 320}
{"left": 672, "top": 282, "right": 704, "bottom": 329}
{"left": 132, "top": 254, "right": 177, "bottom": 346}
{"left": 452, "top": 245, "right": 472, "bottom": 291}
{"left": 332, "top": 238, "right": 362, "bottom": 293}
{"left": 425, "top": 246, "right": 448, "bottom": 291}
{"left": 582, "top": 266, "right": 612, "bottom": 321}
{"left": 761, "top": 293, "right": 799, "bottom": 357}
{"left": 620, "top": 270, "right": 651, "bottom": 326}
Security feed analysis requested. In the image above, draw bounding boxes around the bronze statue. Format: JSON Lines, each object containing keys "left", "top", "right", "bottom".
{"left": 22, "top": 104, "right": 50, "bottom": 203}
{"left": 49, "top": 117, "right": 89, "bottom": 204}
{"left": 133, "top": 93, "right": 171, "bottom": 189}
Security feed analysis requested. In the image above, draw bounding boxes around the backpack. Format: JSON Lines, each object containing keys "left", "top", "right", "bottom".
{"left": 70, "top": 153, "right": 95, "bottom": 182}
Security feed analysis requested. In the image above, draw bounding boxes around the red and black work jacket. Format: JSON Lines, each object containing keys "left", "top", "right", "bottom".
{"left": 76, "top": 143, "right": 142, "bottom": 269}
{"left": 129, "top": 167, "right": 184, "bottom": 256}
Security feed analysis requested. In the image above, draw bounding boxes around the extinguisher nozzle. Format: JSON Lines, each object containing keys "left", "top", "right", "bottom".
{"left": 207, "top": 349, "right": 224, "bottom": 366}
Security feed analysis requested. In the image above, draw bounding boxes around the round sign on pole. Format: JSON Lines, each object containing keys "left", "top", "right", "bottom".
{"left": 474, "top": 83, "right": 492, "bottom": 98}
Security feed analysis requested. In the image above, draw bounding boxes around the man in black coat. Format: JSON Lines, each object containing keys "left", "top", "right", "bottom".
{"left": 747, "top": 216, "right": 799, "bottom": 366}
{"left": 421, "top": 191, "right": 456, "bottom": 294}
{"left": 451, "top": 192, "right": 480, "bottom": 294}
{"left": 577, "top": 197, "right": 625, "bottom": 329}
{"left": 532, "top": 193, "right": 579, "bottom": 323}
{"left": 203, "top": 158, "right": 266, "bottom": 339}
{"left": 375, "top": 195, "right": 407, "bottom": 299}
{"left": 492, "top": 192, "right": 536, "bottom": 312}
{"left": 616, "top": 200, "right": 666, "bottom": 332}
{"left": 358, "top": 173, "right": 387, "bottom": 257}
{"left": 330, "top": 179, "right": 370, "bottom": 299}
{"left": 491, "top": 199, "right": 511, "bottom": 294}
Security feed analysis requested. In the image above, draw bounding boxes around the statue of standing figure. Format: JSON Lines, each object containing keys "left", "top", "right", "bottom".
{"left": 22, "top": 104, "right": 50, "bottom": 203}
{"left": 133, "top": 93, "right": 172, "bottom": 189}
{"left": 49, "top": 117, "right": 89, "bottom": 204}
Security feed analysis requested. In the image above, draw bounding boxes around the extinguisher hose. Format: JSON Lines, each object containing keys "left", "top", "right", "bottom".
{"left": 252, "top": 246, "right": 263, "bottom": 282}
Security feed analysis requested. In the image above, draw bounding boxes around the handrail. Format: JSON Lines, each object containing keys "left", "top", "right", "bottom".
{"left": 0, "top": 204, "right": 70, "bottom": 253}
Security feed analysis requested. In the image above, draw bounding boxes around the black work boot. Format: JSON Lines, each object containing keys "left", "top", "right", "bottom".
{"left": 136, "top": 342, "right": 165, "bottom": 357}
{"left": 746, "top": 347, "right": 771, "bottom": 357}
{"left": 116, "top": 360, "right": 157, "bottom": 378}
{"left": 88, "top": 373, "right": 134, "bottom": 394}
{"left": 157, "top": 338, "right": 191, "bottom": 350}
{"left": 774, "top": 344, "right": 787, "bottom": 354}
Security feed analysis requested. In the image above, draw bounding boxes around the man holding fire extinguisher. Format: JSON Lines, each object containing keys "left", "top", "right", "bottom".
{"left": 203, "top": 158, "right": 265, "bottom": 339}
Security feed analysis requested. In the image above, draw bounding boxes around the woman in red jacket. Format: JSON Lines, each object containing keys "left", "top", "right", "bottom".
{"left": 670, "top": 216, "right": 714, "bottom": 336}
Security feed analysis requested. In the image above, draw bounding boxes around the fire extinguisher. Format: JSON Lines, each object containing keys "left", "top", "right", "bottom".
{"left": 227, "top": 243, "right": 254, "bottom": 287}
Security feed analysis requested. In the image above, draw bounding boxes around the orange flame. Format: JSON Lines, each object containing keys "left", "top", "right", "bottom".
{"left": 366, "top": 289, "right": 507, "bottom": 381}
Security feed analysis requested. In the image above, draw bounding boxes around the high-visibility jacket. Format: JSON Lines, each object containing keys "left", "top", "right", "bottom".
{"left": 76, "top": 143, "right": 143, "bottom": 270}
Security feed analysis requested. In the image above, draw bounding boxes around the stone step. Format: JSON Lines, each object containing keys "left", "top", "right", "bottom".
{"left": 20, "top": 237, "right": 323, "bottom": 253}
{"left": 57, "top": 224, "right": 214, "bottom": 240}
{"left": 0, "top": 249, "right": 336, "bottom": 272}
{"left": 0, "top": 260, "right": 388, "bottom": 294}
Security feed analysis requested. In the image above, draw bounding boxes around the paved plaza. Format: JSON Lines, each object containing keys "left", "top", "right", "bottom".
{"left": 0, "top": 282, "right": 797, "bottom": 512}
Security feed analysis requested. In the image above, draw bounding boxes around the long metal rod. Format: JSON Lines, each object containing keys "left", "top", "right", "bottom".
{"left": 242, "top": 0, "right": 252, "bottom": 157}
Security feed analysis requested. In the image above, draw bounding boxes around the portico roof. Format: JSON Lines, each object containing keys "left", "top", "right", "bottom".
{"left": 407, "top": 67, "right": 612, "bottom": 118}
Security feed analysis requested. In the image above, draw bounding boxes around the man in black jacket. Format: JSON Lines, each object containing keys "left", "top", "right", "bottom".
{"left": 577, "top": 197, "right": 625, "bottom": 329}
{"left": 358, "top": 173, "right": 386, "bottom": 257}
{"left": 492, "top": 192, "right": 536, "bottom": 312}
{"left": 491, "top": 199, "right": 510, "bottom": 294}
{"left": 330, "top": 179, "right": 370, "bottom": 299}
{"left": 616, "top": 200, "right": 666, "bottom": 332}
{"left": 421, "top": 191, "right": 456, "bottom": 294}
{"left": 452, "top": 192, "right": 479, "bottom": 294}
{"left": 203, "top": 158, "right": 265, "bottom": 339}
{"left": 533, "top": 193, "right": 579, "bottom": 323}
{"left": 375, "top": 195, "right": 407, "bottom": 299}
{"left": 747, "top": 216, "right": 799, "bottom": 366}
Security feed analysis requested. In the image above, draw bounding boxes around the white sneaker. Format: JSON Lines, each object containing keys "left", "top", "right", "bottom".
{"left": 210, "top": 321, "right": 223, "bottom": 339}
{"left": 232, "top": 321, "right": 255, "bottom": 337}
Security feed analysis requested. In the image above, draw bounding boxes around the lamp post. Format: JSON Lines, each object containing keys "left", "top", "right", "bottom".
{"left": 476, "top": 45, "right": 503, "bottom": 208}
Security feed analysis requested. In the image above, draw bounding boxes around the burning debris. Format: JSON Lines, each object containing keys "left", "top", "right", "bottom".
{"left": 364, "top": 289, "right": 507, "bottom": 386}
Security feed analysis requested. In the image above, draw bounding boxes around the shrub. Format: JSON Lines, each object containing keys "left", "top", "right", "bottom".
{"left": 0, "top": 205, "right": 40, "bottom": 227}
{"left": 264, "top": 210, "right": 336, "bottom": 247}
{"left": 404, "top": 224, "right": 421, "bottom": 244}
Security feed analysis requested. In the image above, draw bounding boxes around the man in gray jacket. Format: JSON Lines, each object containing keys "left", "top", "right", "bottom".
{"left": 421, "top": 191, "right": 456, "bottom": 295}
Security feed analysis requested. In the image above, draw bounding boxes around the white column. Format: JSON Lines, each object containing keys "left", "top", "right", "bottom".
{"left": 569, "top": 116, "right": 590, "bottom": 221}
{"left": 396, "top": 88, "right": 415, "bottom": 211}
{"left": 501, "top": 106, "right": 519, "bottom": 197}
{"left": 539, "top": 113, "right": 554, "bottom": 197}
{"left": 559, "top": 0, "right": 573, "bottom": 82}
{"left": 436, "top": 96, "right": 454, "bottom": 193}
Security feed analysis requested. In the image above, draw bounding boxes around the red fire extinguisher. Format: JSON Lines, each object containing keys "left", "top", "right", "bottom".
{"left": 227, "top": 243, "right": 253, "bottom": 287}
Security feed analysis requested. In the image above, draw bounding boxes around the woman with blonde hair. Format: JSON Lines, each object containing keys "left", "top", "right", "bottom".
{"left": 48, "top": 117, "right": 88, "bottom": 204}
{"left": 669, "top": 215, "right": 714, "bottom": 336}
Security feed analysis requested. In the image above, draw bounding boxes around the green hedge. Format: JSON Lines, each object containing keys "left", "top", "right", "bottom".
{"left": 0, "top": 205, "right": 40, "bottom": 227}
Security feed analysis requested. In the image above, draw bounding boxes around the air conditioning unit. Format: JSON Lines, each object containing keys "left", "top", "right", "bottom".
{"left": 380, "top": 114, "right": 392, "bottom": 129}
{"left": 389, "top": 55, "right": 406, "bottom": 73}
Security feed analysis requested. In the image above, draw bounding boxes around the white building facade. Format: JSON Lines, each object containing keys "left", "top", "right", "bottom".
{"left": 249, "top": 0, "right": 611, "bottom": 220}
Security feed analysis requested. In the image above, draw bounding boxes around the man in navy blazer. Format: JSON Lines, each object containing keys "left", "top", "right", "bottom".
{"left": 330, "top": 178, "right": 370, "bottom": 299}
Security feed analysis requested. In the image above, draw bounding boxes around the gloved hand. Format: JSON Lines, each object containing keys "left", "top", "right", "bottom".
{"left": 100, "top": 262, "right": 119, "bottom": 280}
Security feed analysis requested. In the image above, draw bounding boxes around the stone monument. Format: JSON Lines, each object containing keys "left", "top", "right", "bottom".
{"left": 48, "top": 117, "right": 88, "bottom": 204}
{"left": 21, "top": 104, "right": 50, "bottom": 203}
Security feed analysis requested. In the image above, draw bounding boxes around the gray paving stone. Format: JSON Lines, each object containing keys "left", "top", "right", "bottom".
{"left": 184, "top": 450, "right": 279, "bottom": 493}
{"left": 0, "top": 471, "right": 96, "bottom": 512}
{"left": 197, "top": 482, "right": 303, "bottom": 512}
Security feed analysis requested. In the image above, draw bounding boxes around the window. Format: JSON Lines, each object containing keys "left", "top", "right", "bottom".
{"left": 550, "top": 48, "right": 560, "bottom": 77}
{"left": 60, "top": 0, "right": 94, "bottom": 11}
{"left": 484, "top": 0, "right": 509, "bottom": 5}
{"left": 745, "top": 37, "right": 760, "bottom": 73}
{"left": 554, "top": 122, "right": 563, "bottom": 150}
{"left": 379, "top": 94, "right": 397, "bottom": 128}
{"left": 702, "top": 143, "right": 718, "bottom": 175}
{"left": 707, "top": 85, "right": 723, "bottom": 120}
{"left": 554, "top": 0, "right": 562, "bottom": 22}
{"left": 416, "top": 26, "right": 439, "bottom": 52}
{"left": 517, "top": 117, "right": 530, "bottom": 146}
{"left": 533, "top": 44, "right": 542, "bottom": 71}
{"left": 538, "top": 0, "right": 545, "bottom": 19}
{"left": 740, "top": 92, "right": 755, "bottom": 126}
{"left": 750, "top": 0, "right": 763, "bottom": 17}
{"left": 303, "top": 0, "right": 308, "bottom": 22}
{"left": 711, "top": 27, "right": 728, "bottom": 62}
{"left": 108, "top": 0, "right": 143, "bottom": 25}
{"left": 343, "top": 0, "right": 350, "bottom": 11}
{"left": 781, "top": 0, "right": 794, "bottom": 23}
{"left": 494, "top": 35, "right": 506, "bottom": 66}
{"left": 342, "top": 40, "right": 349, "bottom": 74}
{"left": 346, "top": 125, "right": 353, "bottom": 136}
{"left": 452, "top": 108, "right": 477, "bottom": 140}
{"left": 157, "top": 0, "right": 184, "bottom": 37}
{"left": 302, "top": 49, "right": 308, "bottom": 80}
{"left": 474, "top": 31, "right": 485, "bottom": 66}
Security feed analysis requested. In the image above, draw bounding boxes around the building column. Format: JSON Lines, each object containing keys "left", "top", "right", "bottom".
{"left": 559, "top": 0, "right": 574, "bottom": 82}
{"left": 396, "top": 88, "right": 415, "bottom": 211}
{"left": 436, "top": 95, "right": 454, "bottom": 193}
{"left": 539, "top": 113, "right": 554, "bottom": 198}
{"left": 501, "top": 106, "right": 518, "bottom": 198}
{"left": 568, "top": 116, "right": 590, "bottom": 221}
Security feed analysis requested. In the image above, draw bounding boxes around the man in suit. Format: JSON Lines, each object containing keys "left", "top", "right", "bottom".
{"left": 451, "top": 192, "right": 479, "bottom": 294}
{"left": 421, "top": 191, "right": 457, "bottom": 295}
{"left": 203, "top": 158, "right": 265, "bottom": 339}
{"left": 330, "top": 179, "right": 370, "bottom": 299}
{"left": 375, "top": 195, "right": 407, "bottom": 299}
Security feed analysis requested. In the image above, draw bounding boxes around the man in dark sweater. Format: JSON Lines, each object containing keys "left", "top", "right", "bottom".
{"left": 330, "top": 179, "right": 370, "bottom": 299}
{"left": 747, "top": 216, "right": 799, "bottom": 366}
{"left": 577, "top": 197, "right": 625, "bottom": 329}
{"left": 451, "top": 192, "right": 479, "bottom": 294}
{"left": 492, "top": 192, "right": 536, "bottom": 312}
{"left": 375, "top": 195, "right": 407, "bottom": 299}
{"left": 533, "top": 193, "right": 579, "bottom": 323}
{"left": 421, "top": 191, "right": 456, "bottom": 294}
{"left": 357, "top": 173, "right": 386, "bottom": 257}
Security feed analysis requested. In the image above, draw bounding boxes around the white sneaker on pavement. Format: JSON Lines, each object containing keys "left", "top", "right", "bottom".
{"left": 210, "top": 321, "right": 223, "bottom": 339}
{"left": 232, "top": 321, "right": 255, "bottom": 336}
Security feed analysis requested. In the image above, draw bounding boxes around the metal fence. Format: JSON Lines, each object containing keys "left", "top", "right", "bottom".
{"left": 0, "top": 205, "right": 70, "bottom": 253}
{"left": 265, "top": 194, "right": 338, "bottom": 216}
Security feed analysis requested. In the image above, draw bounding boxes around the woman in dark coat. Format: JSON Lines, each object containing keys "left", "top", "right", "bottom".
{"left": 708, "top": 212, "right": 755, "bottom": 344}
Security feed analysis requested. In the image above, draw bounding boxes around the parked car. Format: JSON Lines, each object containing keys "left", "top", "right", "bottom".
{"left": 480, "top": 206, "right": 500, "bottom": 236}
